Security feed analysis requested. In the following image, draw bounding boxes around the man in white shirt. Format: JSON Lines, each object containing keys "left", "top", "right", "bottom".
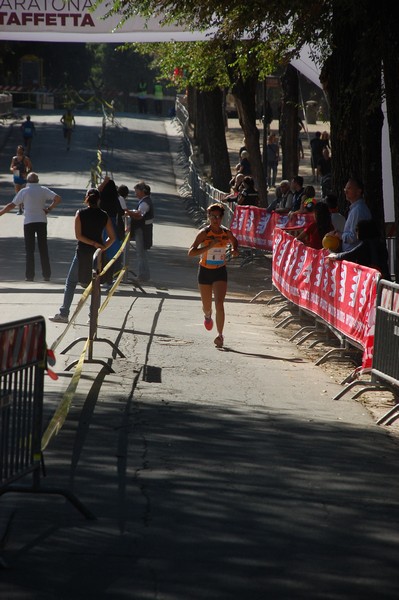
{"left": 0, "top": 172, "right": 61, "bottom": 281}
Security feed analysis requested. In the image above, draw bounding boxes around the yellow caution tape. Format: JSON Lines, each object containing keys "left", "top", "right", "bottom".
{"left": 41, "top": 338, "right": 89, "bottom": 451}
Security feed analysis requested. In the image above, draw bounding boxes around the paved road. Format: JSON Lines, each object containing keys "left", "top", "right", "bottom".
{"left": 1, "top": 112, "right": 399, "bottom": 599}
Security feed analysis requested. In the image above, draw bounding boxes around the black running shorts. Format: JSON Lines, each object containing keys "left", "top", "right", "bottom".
{"left": 198, "top": 265, "right": 227, "bottom": 285}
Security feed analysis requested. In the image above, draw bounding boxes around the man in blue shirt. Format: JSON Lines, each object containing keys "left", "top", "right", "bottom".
{"left": 336, "top": 177, "right": 372, "bottom": 251}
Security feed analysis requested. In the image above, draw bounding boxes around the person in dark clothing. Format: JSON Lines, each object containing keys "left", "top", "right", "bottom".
{"left": 310, "top": 131, "right": 324, "bottom": 182}
{"left": 98, "top": 176, "right": 126, "bottom": 287}
{"left": 49, "top": 188, "right": 115, "bottom": 323}
{"left": 237, "top": 176, "right": 259, "bottom": 206}
{"left": 326, "top": 219, "right": 391, "bottom": 280}
{"left": 125, "top": 181, "right": 154, "bottom": 282}
{"left": 236, "top": 150, "right": 251, "bottom": 175}
{"left": 290, "top": 175, "right": 305, "bottom": 213}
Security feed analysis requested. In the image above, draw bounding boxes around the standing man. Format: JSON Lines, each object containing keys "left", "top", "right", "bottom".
{"left": 137, "top": 80, "right": 148, "bottom": 114}
{"left": 310, "top": 131, "right": 324, "bottom": 182}
{"left": 153, "top": 82, "right": 164, "bottom": 115}
{"left": 60, "top": 109, "right": 76, "bottom": 150}
{"left": 331, "top": 176, "right": 372, "bottom": 251}
{"left": 125, "top": 181, "right": 154, "bottom": 282}
{"left": 21, "top": 115, "right": 35, "bottom": 155}
{"left": 0, "top": 172, "right": 61, "bottom": 281}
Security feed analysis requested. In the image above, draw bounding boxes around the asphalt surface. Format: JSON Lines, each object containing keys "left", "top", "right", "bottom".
{"left": 1, "top": 111, "right": 399, "bottom": 599}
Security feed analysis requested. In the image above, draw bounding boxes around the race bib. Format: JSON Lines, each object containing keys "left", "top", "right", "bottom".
{"left": 205, "top": 246, "right": 226, "bottom": 266}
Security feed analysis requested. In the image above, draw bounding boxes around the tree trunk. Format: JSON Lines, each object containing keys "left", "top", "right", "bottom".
{"left": 381, "top": 5, "right": 399, "bottom": 282}
{"left": 323, "top": 2, "right": 384, "bottom": 228}
{"left": 231, "top": 74, "right": 268, "bottom": 207}
{"left": 280, "top": 64, "right": 300, "bottom": 181}
{"left": 195, "top": 90, "right": 210, "bottom": 165}
{"left": 201, "top": 88, "right": 231, "bottom": 192}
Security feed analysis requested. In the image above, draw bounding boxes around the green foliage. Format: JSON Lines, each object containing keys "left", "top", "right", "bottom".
{"left": 129, "top": 39, "right": 279, "bottom": 91}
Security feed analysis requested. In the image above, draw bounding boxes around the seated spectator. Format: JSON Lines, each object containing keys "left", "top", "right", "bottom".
{"left": 237, "top": 176, "right": 259, "bottom": 206}
{"left": 272, "top": 179, "right": 294, "bottom": 213}
{"left": 224, "top": 173, "right": 245, "bottom": 203}
{"left": 236, "top": 150, "right": 251, "bottom": 175}
{"left": 291, "top": 185, "right": 316, "bottom": 215}
{"left": 300, "top": 185, "right": 317, "bottom": 212}
{"left": 266, "top": 179, "right": 292, "bottom": 214}
{"left": 326, "top": 219, "right": 391, "bottom": 280}
{"left": 290, "top": 175, "right": 305, "bottom": 212}
{"left": 324, "top": 193, "right": 346, "bottom": 233}
{"left": 297, "top": 201, "right": 333, "bottom": 250}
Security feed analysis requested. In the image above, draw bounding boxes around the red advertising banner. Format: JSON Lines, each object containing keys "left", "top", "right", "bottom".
{"left": 272, "top": 229, "right": 380, "bottom": 369}
{"left": 230, "top": 206, "right": 313, "bottom": 250}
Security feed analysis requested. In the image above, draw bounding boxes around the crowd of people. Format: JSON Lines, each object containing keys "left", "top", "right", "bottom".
{"left": 224, "top": 128, "right": 390, "bottom": 280}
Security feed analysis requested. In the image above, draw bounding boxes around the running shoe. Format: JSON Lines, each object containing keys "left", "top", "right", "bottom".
{"left": 49, "top": 313, "right": 68, "bottom": 323}
{"left": 204, "top": 316, "right": 213, "bottom": 331}
{"left": 214, "top": 334, "right": 224, "bottom": 348}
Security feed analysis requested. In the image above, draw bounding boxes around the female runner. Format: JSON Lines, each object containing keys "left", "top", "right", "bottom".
{"left": 188, "top": 203, "right": 239, "bottom": 348}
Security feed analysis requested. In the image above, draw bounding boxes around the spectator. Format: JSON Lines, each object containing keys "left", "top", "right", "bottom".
{"left": 188, "top": 202, "right": 239, "bottom": 349}
{"left": 317, "top": 147, "right": 332, "bottom": 196}
{"left": 331, "top": 176, "right": 372, "bottom": 251}
{"left": 98, "top": 176, "right": 126, "bottom": 288}
{"left": 310, "top": 131, "right": 324, "bottom": 183}
{"left": 224, "top": 173, "right": 245, "bottom": 203}
{"left": 125, "top": 181, "right": 154, "bottom": 282}
{"left": 21, "top": 116, "right": 35, "bottom": 155}
{"left": 327, "top": 219, "right": 390, "bottom": 280}
{"left": 266, "top": 133, "right": 279, "bottom": 188}
{"left": 137, "top": 79, "right": 148, "bottom": 114}
{"left": 236, "top": 150, "right": 251, "bottom": 176}
{"left": 321, "top": 130, "right": 331, "bottom": 150}
{"left": 297, "top": 201, "right": 333, "bottom": 250}
{"left": 298, "top": 185, "right": 317, "bottom": 213}
{"left": 237, "top": 176, "right": 259, "bottom": 206}
{"left": 153, "top": 82, "right": 164, "bottom": 115}
{"left": 117, "top": 184, "right": 129, "bottom": 211}
{"left": 49, "top": 189, "right": 115, "bottom": 323}
{"left": 0, "top": 172, "right": 61, "bottom": 281}
{"left": 290, "top": 176, "right": 305, "bottom": 213}
{"left": 268, "top": 179, "right": 294, "bottom": 213}
{"left": 324, "top": 194, "right": 346, "bottom": 233}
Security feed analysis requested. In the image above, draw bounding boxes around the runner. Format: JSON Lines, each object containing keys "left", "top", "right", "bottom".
{"left": 9, "top": 145, "right": 32, "bottom": 214}
{"left": 188, "top": 203, "right": 239, "bottom": 348}
{"left": 60, "top": 109, "right": 76, "bottom": 150}
{"left": 20, "top": 115, "right": 35, "bottom": 155}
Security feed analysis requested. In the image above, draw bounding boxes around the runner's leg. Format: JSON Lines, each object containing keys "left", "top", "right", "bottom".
{"left": 213, "top": 279, "right": 227, "bottom": 336}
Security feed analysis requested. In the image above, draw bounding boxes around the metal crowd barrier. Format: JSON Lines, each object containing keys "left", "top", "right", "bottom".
{"left": 0, "top": 316, "right": 94, "bottom": 522}
{"left": 333, "top": 279, "right": 399, "bottom": 423}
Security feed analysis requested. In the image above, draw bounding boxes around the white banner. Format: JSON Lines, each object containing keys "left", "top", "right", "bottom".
{"left": 0, "top": 1, "right": 213, "bottom": 42}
